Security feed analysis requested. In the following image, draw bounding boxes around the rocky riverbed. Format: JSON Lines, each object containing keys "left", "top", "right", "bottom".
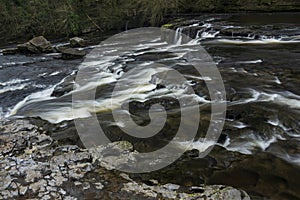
{"left": 1, "top": 12, "right": 300, "bottom": 200}
{"left": 0, "top": 119, "right": 251, "bottom": 199}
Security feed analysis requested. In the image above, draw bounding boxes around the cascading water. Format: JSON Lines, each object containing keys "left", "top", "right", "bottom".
{"left": 174, "top": 27, "right": 184, "bottom": 45}
{"left": 1, "top": 13, "right": 300, "bottom": 199}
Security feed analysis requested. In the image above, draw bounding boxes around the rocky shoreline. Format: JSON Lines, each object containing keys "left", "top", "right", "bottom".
{"left": 0, "top": 119, "right": 250, "bottom": 199}
{"left": 2, "top": 36, "right": 88, "bottom": 60}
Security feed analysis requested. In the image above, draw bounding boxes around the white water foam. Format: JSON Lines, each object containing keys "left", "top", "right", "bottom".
{"left": 231, "top": 89, "right": 300, "bottom": 109}
{"left": 184, "top": 74, "right": 213, "bottom": 81}
{"left": 49, "top": 71, "right": 60, "bottom": 76}
{"left": 177, "top": 140, "right": 216, "bottom": 153}
{"left": 267, "top": 118, "right": 300, "bottom": 138}
{"left": 201, "top": 30, "right": 220, "bottom": 39}
{"left": 174, "top": 27, "right": 183, "bottom": 45}
{"left": 237, "top": 59, "right": 263, "bottom": 64}
{"left": 7, "top": 86, "right": 57, "bottom": 117}
{"left": 0, "top": 78, "right": 30, "bottom": 86}
{"left": 222, "top": 133, "right": 278, "bottom": 155}
{"left": 231, "top": 121, "right": 249, "bottom": 129}
{"left": 274, "top": 76, "right": 282, "bottom": 84}
{"left": 8, "top": 51, "right": 207, "bottom": 124}
{"left": 7, "top": 71, "right": 77, "bottom": 118}
{"left": 218, "top": 38, "right": 300, "bottom": 45}
{"left": 0, "top": 83, "right": 28, "bottom": 94}
{"left": 38, "top": 73, "right": 48, "bottom": 77}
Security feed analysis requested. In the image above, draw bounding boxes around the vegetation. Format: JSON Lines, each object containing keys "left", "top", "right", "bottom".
{"left": 0, "top": 0, "right": 299, "bottom": 44}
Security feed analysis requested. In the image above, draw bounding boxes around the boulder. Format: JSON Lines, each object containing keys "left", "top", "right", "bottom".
{"left": 28, "top": 36, "right": 53, "bottom": 53}
{"left": 16, "top": 36, "right": 53, "bottom": 54}
{"left": 2, "top": 48, "right": 19, "bottom": 55}
{"left": 26, "top": 42, "right": 41, "bottom": 54}
{"left": 70, "top": 37, "right": 87, "bottom": 47}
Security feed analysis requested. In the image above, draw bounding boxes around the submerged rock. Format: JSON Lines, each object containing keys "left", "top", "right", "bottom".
{"left": 57, "top": 47, "right": 86, "bottom": 60}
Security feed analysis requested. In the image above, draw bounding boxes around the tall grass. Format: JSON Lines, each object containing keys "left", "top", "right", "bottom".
{"left": 0, "top": 0, "right": 184, "bottom": 41}
{"left": 0, "top": 0, "right": 297, "bottom": 43}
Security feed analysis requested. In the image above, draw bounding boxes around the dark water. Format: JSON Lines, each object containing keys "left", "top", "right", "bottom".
{"left": 1, "top": 13, "right": 300, "bottom": 199}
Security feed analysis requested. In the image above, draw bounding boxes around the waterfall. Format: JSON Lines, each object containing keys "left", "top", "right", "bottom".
{"left": 201, "top": 30, "right": 220, "bottom": 39}
{"left": 195, "top": 29, "right": 202, "bottom": 39}
{"left": 174, "top": 27, "right": 183, "bottom": 45}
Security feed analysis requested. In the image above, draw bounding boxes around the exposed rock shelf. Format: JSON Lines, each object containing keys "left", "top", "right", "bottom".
{"left": 0, "top": 119, "right": 250, "bottom": 200}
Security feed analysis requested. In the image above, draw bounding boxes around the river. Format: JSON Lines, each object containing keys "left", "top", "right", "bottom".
{"left": 1, "top": 13, "right": 300, "bottom": 199}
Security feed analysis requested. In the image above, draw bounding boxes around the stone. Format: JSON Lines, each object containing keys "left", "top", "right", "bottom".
{"left": 94, "top": 182, "right": 104, "bottom": 190}
{"left": 26, "top": 42, "right": 41, "bottom": 54}
{"left": 0, "top": 119, "right": 253, "bottom": 199}
{"left": 17, "top": 43, "right": 29, "bottom": 53}
{"left": 0, "top": 175, "right": 12, "bottom": 190}
{"left": 70, "top": 37, "right": 87, "bottom": 47}
{"left": 28, "top": 36, "right": 53, "bottom": 53}
{"left": 82, "top": 182, "right": 90, "bottom": 191}
{"left": 16, "top": 36, "right": 53, "bottom": 54}
{"left": 19, "top": 186, "right": 28, "bottom": 195}
{"left": 51, "top": 74, "right": 75, "bottom": 97}
{"left": 57, "top": 47, "right": 86, "bottom": 60}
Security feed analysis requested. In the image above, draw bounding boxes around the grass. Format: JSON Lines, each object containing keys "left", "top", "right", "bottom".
{"left": 0, "top": 0, "right": 298, "bottom": 43}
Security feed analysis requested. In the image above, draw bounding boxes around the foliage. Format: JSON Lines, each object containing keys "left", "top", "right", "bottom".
{"left": 0, "top": 0, "right": 183, "bottom": 40}
{"left": 0, "top": 0, "right": 298, "bottom": 43}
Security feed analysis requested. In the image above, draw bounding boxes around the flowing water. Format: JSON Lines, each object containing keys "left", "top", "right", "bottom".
{"left": 1, "top": 13, "right": 300, "bottom": 199}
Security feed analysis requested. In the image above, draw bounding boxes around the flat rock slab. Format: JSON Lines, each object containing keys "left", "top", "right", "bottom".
{"left": 57, "top": 47, "right": 86, "bottom": 60}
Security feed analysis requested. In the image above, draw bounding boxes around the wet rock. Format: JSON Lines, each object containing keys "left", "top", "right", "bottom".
{"left": 51, "top": 83, "right": 74, "bottom": 97}
{"left": 16, "top": 36, "right": 53, "bottom": 54}
{"left": 123, "top": 182, "right": 251, "bottom": 200}
{"left": 17, "top": 43, "right": 30, "bottom": 53}
{"left": 70, "top": 37, "right": 87, "bottom": 47}
{"left": 2, "top": 47, "right": 19, "bottom": 55}
{"left": 219, "top": 28, "right": 254, "bottom": 37}
{"left": 29, "top": 36, "right": 53, "bottom": 53}
{"left": 57, "top": 47, "right": 86, "bottom": 60}
{"left": 51, "top": 74, "right": 76, "bottom": 97}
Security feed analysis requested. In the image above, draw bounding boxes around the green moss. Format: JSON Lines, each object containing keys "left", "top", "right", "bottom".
{"left": 161, "top": 23, "right": 174, "bottom": 29}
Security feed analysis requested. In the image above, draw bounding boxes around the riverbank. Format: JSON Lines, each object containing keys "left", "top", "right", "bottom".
{"left": 0, "top": 119, "right": 251, "bottom": 199}
{"left": 1, "top": 0, "right": 300, "bottom": 46}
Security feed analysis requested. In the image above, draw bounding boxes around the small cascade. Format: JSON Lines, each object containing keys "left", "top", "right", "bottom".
{"left": 174, "top": 27, "right": 183, "bottom": 45}
{"left": 195, "top": 30, "right": 202, "bottom": 40}
{"left": 201, "top": 30, "right": 220, "bottom": 39}
{"left": 173, "top": 23, "right": 220, "bottom": 44}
